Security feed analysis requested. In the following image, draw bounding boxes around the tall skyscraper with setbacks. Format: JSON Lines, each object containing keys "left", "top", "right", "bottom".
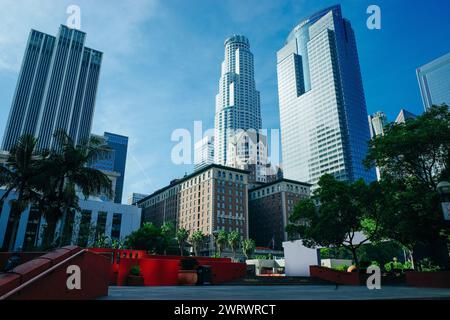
{"left": 2, "top": 25, "right": 102, "bottom": 151}
{"left": 214, "top": 35, "right": 262, "bottom": 165}
{"left": 277, "top": 5, "right": 376, "bottom": 186}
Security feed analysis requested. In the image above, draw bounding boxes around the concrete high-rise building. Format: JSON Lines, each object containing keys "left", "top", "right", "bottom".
{"left": 127, "top": 193, "right": 149, "bottom": 205}
{"left": 368, "top": 111, "right": 388, "bottom": 138}
{"left": 249, "top": 179, "right": 311, "bottom": 251}
{"left": 277, "top": 5, "right": 376, "bottom": 186}
{"left": 2, "top": 25, "right": 102, "bottom": 151}
{"left": 138, "top": 164, "right": 249, "bottom": 255}
{"left": 368, "top": 111, "right": 388, "bottom": 180}
{"left": 214, "top": 35, "right": 262, "bottom": 166}
{"left": 416, "top": 52, "right": 450, "bottom": 111}
{"left": 194, "top": 135, "right": 214, "bottom": 171}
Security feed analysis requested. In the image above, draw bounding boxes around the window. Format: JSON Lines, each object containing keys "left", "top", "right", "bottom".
{"left": 77, "top": 210, "right": 92, "bottom": 247}
{"left": 111, "top": 213, "right": 122, "bottom": 240}
{"left": 95, "top": 211, "right": 107, "bottom": 241}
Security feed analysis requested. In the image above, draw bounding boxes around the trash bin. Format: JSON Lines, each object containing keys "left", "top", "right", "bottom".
{"left": 197, "top": 265, "right": 212, "bottom": 285}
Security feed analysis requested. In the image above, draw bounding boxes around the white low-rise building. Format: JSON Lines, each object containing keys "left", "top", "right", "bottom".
{"left": 0, "top": 189, "right": 141, "bottom": 251}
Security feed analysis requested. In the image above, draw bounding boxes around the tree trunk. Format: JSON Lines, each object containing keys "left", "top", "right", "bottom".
{"left": 194, "top": 245, "right": 198, "bottom": 257}
{"left": 58, "top": 209, "right": 67, "bottom": 247}
{"left": 350, "top": 246, "right": 359, "bottom": 268}
{"left": 179, "top": 244, "right": 183, "bottom": 256}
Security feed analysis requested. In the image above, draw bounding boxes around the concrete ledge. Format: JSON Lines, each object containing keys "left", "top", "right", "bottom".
{"left": 11, "top": 258, "right": 52, "bottom": 283}
{"left": 0, "top": 273, "right": 21, "bottom": 297}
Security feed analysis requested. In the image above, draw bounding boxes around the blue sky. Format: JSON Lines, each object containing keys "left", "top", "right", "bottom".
{"left": 0, "top": 0, "right": 449, "bottom": 202}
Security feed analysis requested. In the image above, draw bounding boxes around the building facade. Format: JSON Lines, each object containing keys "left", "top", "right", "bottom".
{"left": 277, "top": 5, "right": 376, "bottom": 186}
{"left": 2, "top": 25, "right": 102, "bottom": 151}
{"left": 138, "top": 164, "right": 249, "bottom": 254}
{"left": 248, "top": 179, "right": 311, "bottom": 251}
{"left": 0, "top": 189, "right": 141, "bottom": 251}
{"left": 214, "top": 35, "right": 262, "bottom": 166}
{"left": 194, "top": 135, "right": 214, "bottom": 171}
{"left": 103, "top": 132, "right": 128, "bottom": 203}
{"left": 416, "top": 52, "right": 450, "bottom": 110}
{"left": 127, "top": 193, "right": 149, "bottom": 205}
{"left": 368, "top": 111, "right": 388, "bottom": 180}
{"left": 395, "top": 109, "right": 417, "bottom": 124}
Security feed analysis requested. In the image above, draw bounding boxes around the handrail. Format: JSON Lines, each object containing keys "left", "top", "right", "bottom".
{"left": 0, "top": 249, "right": 87, "bottom": 300}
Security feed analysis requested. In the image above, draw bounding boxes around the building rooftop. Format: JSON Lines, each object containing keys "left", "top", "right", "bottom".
{"left": 137, "top": 164, "right": 250, "bottom": 205}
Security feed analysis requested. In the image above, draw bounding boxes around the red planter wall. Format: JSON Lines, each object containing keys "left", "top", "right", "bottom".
{"left": 0, "top": 246, "right": 110, "bottom": 300}
{"left": 405, "top": 271, "right": 450, "bottom": 288}
{"left": 310, "top": 265, "right": 361, "bottom": 285}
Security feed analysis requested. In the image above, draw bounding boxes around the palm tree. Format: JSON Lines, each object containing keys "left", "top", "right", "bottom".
{"left": 175, "top": 228, "right": 189, "bottom": 256}
{"left": 228, "top": 231, "right": 240, "bottom": 261}
{"left": 190, "top": 230, "right": 205, "bottom": 256}
{"left": 38, "top": 131, "right": 112, "bottom": 246}
{"left": 216, "top": 230, "right": 228, "bottom": 257}
{"left": 0, "top": 135, "right": 42, "bottom": 251}
{"left": 242, "top": 239, "right": 256, "bottom": 260}
{"left": 160, "top": 221, "right": 175, "bottom": 255}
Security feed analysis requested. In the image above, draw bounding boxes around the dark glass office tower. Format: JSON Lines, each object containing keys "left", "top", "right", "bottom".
{"left": 2, "top": 25, "right": 102, "bottom": 151}
{"left": 104, "top": 132, "right": 128, "bottom": 204}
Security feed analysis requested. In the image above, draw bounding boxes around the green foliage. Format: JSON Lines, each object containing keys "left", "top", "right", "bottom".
{"left": 215, "top": 230, "right": 228, "bottom": 257}
{"left": 125, "top": 223, "right": 164, "bottom": 253}
{"left": 364, "top": 105, "right": 450, "bottom": 268}
{"left": 417, "top": 258, "right": 441, "bottom": 272}
{"left": 228, "top": 230, "right": 240, "bottom": 261}
{"left": 253, "top": 255, "right": 269, "bottom": 260}
{"left": 176, "top": 228, "right": 189, "bottom": 256}
{"left": 190, "top": 230, "right": 205, "bottom": 256}
{"left": 334, "top": 265, "right": 349, "bottom": 272}
{"left": 129, "top": 265, "right": 141, "bottom": 276}
{"left": 242, "top": 239, "right": 256, "bottom": 260}
{"left": 286, "top": 174, "right": 382, "bottom": 267}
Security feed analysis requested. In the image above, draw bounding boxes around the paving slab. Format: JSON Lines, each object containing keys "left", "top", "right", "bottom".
{"left": 103, "top": 285, "right": 450, "bottom": 300}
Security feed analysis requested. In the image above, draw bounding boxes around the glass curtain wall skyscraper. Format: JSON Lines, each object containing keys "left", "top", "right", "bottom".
{"left": 2, "top": 25, "right": 102, "bottom": 151}
{"left": 277, "top": 5, "right": 376, "bottom": 186}
{"left": 416, "top": 52, "right": 450, "bottom": 111}
{"left": 214, "top": 35, "right": 262, "bottom": 165}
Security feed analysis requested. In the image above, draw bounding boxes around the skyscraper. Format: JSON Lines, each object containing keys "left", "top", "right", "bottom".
{"left": 103, "top": 132, "right": 128, "bottom": 204}
{"left": 368, "top": 111, "right": 388, "bottom": 139}
{"left": 416, "top": 52, "right": 450, "bottom": 111}
{"left": 277, "top": 5, "right": 376, "bottom": 186}
{"left": 2, "top": 25, "right": 102, "bottom": 151}
{"left": 214, "top": 35, "right": 262, "bottom": 165}
{"left": 194, "top": 135, "right": 214, "bottom": 171}
{"left": 395, "top": 109, "right": 417, "bottom": 124}
{"left": 368, "top": 111, "right": 388, "bottom": 180}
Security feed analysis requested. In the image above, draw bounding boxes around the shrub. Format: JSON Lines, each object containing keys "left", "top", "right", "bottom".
{"left": 334, "top": 265, "right": 349, "bottom": 272}
{"left": 129, "top": 265, "right": 141, "bottom": 276}
{"left": 417, "top": 258, "right": 441, "bottom": 272}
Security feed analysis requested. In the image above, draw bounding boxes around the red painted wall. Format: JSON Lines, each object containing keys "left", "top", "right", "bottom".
{"left": 0, "top": 247, "right": 110, "bottom": 300}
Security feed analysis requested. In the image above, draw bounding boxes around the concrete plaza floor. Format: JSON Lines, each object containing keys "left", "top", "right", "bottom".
{"left": 104, "top": 285, "right": 450, "bottom": 300}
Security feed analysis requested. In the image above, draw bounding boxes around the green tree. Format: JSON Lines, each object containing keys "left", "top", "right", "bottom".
{"left": 175, "top": 228, "right": 189, "bottom": 256}
{"left": 228, "top": 230, "right": 241, "bottom": 261}
{"left": 364, "top": 105, "right": 450, "bottom": 269}
{"left": 160, "top": 221, "right": 175, "bottom": 255}
{"left": 125, "top": 222, "right": 164, "bottom": 253}
{"left": 190, "top": 230, "right": 205, "bottom": 256}
{"left": 286, "top": 174, "right": 382, "bottom": 267}
{"left": 215, "top": 230, "right": 228, "bottom": 257}
{"left": 242, "top": 239, "right": 256, "bottom": 260}
{"left": 38, "top": 131, "right": 112, "bottom": 247}
{"left": 0, "top": 135, "right": 42, "bottom": 251}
